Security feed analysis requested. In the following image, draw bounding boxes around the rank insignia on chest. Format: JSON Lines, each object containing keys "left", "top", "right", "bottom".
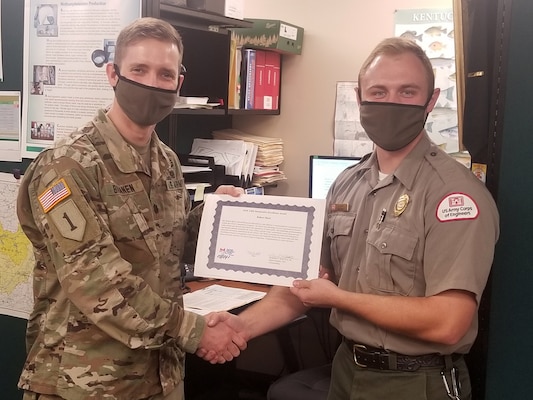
{"left": 330, "top": 203, "right": 349, "bottom": 212}
{"left": 38, "top": 178, "right": 71, "bottom": 213}
{"left": 394, "top": 194, "right": 410, "bottom": 217}
{"left": 166, "top": 179, "right": 180, "bottom": 190}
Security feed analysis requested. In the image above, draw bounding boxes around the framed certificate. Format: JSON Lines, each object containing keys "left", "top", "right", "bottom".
{"left": 194, "top": 194, "right": 326, "bottom": 286}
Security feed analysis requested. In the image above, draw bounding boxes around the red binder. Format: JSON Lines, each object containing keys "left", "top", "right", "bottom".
{"left": 254, "top": 50, "right": 267, "bottom": 109}
{"left": 265, "top": 51, "right": 281, "bottom": 110}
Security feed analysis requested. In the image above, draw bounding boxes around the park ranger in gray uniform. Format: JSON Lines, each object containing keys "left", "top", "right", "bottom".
{"left": 200, "top": 37, "right": 499, "bottom": 400}
{"left": 17, "top": 17, "right": 245, "bottom": 400}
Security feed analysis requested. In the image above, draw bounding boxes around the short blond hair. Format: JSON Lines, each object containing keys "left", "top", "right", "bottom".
{"left": 358, "top": 37, "right": 435, "bottom": 100}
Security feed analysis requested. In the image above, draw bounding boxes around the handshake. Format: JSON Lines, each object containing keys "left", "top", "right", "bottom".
{"left": 194, "top": 271, "right": 337, "bottom": 364}
{"left": 196, "top": 312, "right": 249, "bottom": 364}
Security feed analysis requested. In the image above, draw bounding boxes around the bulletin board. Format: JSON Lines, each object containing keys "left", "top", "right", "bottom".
{"left": 0, "top": 0, "right": 31, "bottom": 175}
{"left": 0, "top": 2, "right": 30, "bottom": 399}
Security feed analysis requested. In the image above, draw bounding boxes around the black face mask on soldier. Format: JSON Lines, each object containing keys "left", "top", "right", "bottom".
{"left": 359, "top": 101, "right": 429, "bottom": 151}
{"left": 113, "top": 64, "right": 178, "bottom": 126}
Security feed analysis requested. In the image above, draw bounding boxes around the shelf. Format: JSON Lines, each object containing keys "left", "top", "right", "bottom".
{"left": 171, "top": 107, "right": 226, "bottom": 115}
{"left": 170, "top": 108, "right": 280, "bottom": 116}
{"left": 229, "top": 109, "right": 280, "bottom": 116}
{"left": 159, "top": 4, "right": 253, "bottom": 33}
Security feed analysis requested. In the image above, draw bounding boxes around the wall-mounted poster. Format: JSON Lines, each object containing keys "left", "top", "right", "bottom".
{"left": 21, "top": 0, "right": 142, "bottom": 158}
{"left": 395, "top": 8, "right": 459, "bottom": 153}
{"left": 0, "top": 0, "right": 3, "bottom": 82}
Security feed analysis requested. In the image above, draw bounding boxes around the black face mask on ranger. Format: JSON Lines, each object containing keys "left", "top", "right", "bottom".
{"left": 359, "top": 100, "right": 430, "bottom": 151}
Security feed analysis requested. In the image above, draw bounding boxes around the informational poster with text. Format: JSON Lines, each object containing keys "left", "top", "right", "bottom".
{"left": 21, "top": 0, "right": 141, "bottom": 158}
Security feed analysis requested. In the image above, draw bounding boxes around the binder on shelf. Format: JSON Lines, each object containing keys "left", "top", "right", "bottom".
{"left": 265, "top": 51, "right": 281, "bottom": 110}
{"left": 241, "top": 48, "right": 256, "bottom": 110}
{"left": 228, "top": 38, "right": 242, "bottom": 109}
{"left": 254, "top": 50, "right": 267, "bottom": 109}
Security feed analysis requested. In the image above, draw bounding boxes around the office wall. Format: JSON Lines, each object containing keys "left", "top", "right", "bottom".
{"left": 235, "top": 0, "right": 452, "bottom": 197}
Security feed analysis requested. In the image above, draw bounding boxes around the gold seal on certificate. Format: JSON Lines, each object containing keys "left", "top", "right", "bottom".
{"left": 194, "top": 194, "right": 326, "bottom": 287}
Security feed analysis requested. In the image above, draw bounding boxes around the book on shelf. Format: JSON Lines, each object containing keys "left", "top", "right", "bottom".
{"left": 241, "top": 48, "right": 256, "bottom": 110}
{"left": 265, "top": 51, "right": 281, "bottom": 110}
{"left": 254, "top": 49, "right": 267, "bottom": 109}
{"left": 228, "top": 38, "right": 242, "bottom": 109}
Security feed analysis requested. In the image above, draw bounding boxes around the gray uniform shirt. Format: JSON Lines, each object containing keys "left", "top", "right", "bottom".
{"left": 323, "top": 133, "right": 499, "bottom": 355}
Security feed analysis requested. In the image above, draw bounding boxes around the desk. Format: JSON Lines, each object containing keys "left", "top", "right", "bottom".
{"left": 185, "top": 279, "right": 302, "bottom": 372}
{"left": 183, "top": 280, "right": 339, "bottom": 400}
{"left": 187, "top": 278, "right": 271, "bottom": 293}
{"left": 184, "top": 279, "right": 276, "bottom": 400}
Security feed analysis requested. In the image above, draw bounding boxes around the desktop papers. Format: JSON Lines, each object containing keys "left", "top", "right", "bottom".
{"left": 191, "top": 138, "right": 248, "bottom": 177}
{"left": 183, "top": 284, "right": 266, "bottom": 316}
{"left": 213, "top": 128, "right": 284, "bottom": 166}
{"left": 194, "top": 194, "right": 326, "bottom": 287}
{"left": 212, "top": 129, "right": 286, "bottom": 185}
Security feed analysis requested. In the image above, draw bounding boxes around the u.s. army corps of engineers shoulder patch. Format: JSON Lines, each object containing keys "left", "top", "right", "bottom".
{"left": 436, "top": 192, "right": 479, "bottom": 222}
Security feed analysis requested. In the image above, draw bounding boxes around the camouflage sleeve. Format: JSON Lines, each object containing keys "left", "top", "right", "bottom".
{"left": 24, "top": 155, "right": 205, "bottom": 352}
{"left": 182, "top": 202, "right": 204, "bottom": 264}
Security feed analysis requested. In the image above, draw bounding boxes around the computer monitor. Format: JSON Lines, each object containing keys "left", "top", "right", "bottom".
{"left": 309, "top": 155, "right": 361, "bottom": 199}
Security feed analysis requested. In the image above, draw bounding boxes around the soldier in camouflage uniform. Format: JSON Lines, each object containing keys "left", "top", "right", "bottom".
{"left": 17, "top": 17, "right": 245, "bottom": 400}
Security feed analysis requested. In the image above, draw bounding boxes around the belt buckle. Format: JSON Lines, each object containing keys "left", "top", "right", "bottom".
{"left": 352, "top": 344, "right": 368, "bottom": 368}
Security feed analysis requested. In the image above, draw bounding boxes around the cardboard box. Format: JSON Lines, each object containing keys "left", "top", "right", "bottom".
{"left": 231, "top": 19, "right": 304, "bottom": 55}
{"left": 186, "top": 0, "right": 244, "bottom": 20}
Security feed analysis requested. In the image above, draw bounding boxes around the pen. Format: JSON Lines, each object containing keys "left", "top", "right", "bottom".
{"left": 377, "top": 208, "right": 387, "bottom": 228}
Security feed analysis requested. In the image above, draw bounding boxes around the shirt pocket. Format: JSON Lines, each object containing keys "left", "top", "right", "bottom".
{"left": 326, "top": 212, "right": 356, "bottom": 269}
{"left": 106, "top": 190, "right": 156, "bottom": 264}
{"left": 365, "top": 224, "right": 419, "bottom": 295}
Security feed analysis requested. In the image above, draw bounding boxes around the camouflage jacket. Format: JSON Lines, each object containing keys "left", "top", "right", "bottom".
{"left": 17, "top": 110, "right": 205, "bottom": 400}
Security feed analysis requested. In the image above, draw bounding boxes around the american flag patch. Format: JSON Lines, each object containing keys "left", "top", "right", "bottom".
{"left": 38, "top": 178, "right": 71, "bottom": 213}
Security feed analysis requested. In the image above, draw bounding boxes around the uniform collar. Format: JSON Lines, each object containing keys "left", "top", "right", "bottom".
{"left": 92, "top": 109, "right": 173, "bottom": 177}
{"left": 359, "top": 132, "right": 432, "bottom": 190}
{"left": 392, "top": 131, "right": 432, "bottom": 190}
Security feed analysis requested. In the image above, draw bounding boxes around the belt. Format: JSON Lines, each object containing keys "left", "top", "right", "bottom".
{"left": 343, "top": 337, "right": 462, "bottom": 372}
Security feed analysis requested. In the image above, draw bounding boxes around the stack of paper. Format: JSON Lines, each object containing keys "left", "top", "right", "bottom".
{"left": 183, "top": 284, "right": 266, "bottom": 315}
{"left": 252, "top": 166, "right": 287, "bottom": 186}
{"left": 212, "top": 129, "right": 286, "bottom": 186}
{"left": 190, "top": 138, "right": 257, "bottom": 183}
{"left": 175, "top": 96, "right": 221, "bottom": 109}
{"left": 212, "top": 128, "right": 284, "bottom": 167}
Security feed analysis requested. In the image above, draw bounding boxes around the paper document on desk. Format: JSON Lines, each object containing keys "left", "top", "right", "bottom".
{"left": 194, "top": 194, "right": 326, "bottom": 286}
{"left": 184, "top": 284, "right": 266, "bottom": 315}
{"left": 190, "top": 138, "right": 247, "bottom": 176}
